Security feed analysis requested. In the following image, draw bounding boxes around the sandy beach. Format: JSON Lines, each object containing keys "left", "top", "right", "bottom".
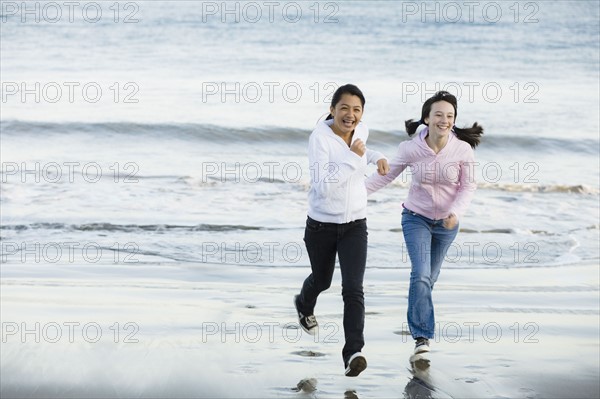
{"left": 1, "top": 260, "right": 598, "bottom": 398}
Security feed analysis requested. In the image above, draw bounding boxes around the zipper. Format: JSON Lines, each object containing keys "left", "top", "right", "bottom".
{"left": 344, "top": 174, "right": 351, "bottom": 223}
{"left": 432, "top": 153, "right": 438, "bottom": 220}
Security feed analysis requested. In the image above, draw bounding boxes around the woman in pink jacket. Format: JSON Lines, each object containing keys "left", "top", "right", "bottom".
{"left": 366, "top": 91, "right": 483, "bottom": 355}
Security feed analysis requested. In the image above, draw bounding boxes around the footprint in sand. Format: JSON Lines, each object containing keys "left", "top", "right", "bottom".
{"left": 344, "top": 390, "right": 359, "bottom": 399}
{"left": 291, "top": 350, "right": 327, "bottom": 357}
{"left": 291, "top": 378, "right": 317, "bottom": 393}
{"left": 455, "top": 377, "right": 479, "bottom": 383}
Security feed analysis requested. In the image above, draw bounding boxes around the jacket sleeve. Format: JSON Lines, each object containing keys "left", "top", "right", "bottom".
{"left": 365, "top": 143, "right": 408, "bottom": 195}
{"left": 449, "top": 146, "right": 477, "bottom": 218}
{"left": 308, "top": 132, "right": 362, "bottom": 198}
{"left": 366, "top": 149, "right": 386, "bottom": 165}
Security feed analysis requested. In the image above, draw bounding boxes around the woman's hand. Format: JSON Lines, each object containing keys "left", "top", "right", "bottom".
{"left": 350, "top": 139, "right": 366, "bottom": 157}
{"left": 377, "top": 158, "right": 390, "bottom": 175}
{"left": 443, "top": 213, "right": 458, "bottom": 229}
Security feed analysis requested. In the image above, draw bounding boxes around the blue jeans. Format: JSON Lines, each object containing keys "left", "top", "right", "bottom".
{"left": 297, "top": 216, "right": 367, "bottom": 365}
{"left": 401, "top": 208, "right": 458, "bottom": 339}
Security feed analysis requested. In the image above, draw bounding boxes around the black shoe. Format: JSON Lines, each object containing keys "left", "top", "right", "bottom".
{"left": 294, "top": 295, "right": 318, "bottom": 335}
{"left": 414, "top": 337, "right": 430, "bottom": 354}
{"left": 345, "top": 352, "right": 367, "bottom": 377}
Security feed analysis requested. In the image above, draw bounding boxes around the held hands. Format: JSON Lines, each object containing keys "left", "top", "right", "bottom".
{"left": 443, "top": 213, "right": 458, "bottom": 229}
{"left": 350, "top": 139, "right": 366, "bottom": 157}
{"left": 377, "top": 158, "right": 390, "bottom": 176}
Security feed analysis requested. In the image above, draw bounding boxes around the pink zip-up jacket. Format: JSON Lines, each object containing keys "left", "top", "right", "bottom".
{"left": 365, "top": 127, "right": 476, "bottom": 220}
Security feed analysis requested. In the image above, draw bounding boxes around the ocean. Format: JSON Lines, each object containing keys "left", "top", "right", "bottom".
{"left": 2, "top": 1, "right": 598, "bottom": 271}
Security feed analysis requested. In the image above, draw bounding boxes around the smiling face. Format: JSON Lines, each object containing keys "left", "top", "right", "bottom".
{"left": 329, "top": 94, "right": 364, "bottom": 137}
{"left": 425, "top": 100, "right": 455, "bottom": 138}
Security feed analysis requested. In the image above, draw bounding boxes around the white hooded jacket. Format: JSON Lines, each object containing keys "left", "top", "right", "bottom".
{"left": 307, "top": 119, "right": 385, "bottom": 223}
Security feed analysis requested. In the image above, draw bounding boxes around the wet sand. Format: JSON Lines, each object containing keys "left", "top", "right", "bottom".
{"left": 1, "top": 262, "right": 598, "bottom": 398}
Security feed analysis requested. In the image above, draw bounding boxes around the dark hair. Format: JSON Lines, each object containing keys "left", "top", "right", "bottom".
{"left": 325, "top": 84, "right": 366, "bottom": 120}
{"left": 404, "top": 91, "right": 483, "bottom": 148}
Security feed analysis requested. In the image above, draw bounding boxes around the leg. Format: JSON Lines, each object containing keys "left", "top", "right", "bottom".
{"left": 430, "top": 221, "right": 459, "bottom": 289}
{"left": 402, "top": 210, "right": 435, "bottom": 340}
{"left": 298, "top": 217, "right": 337, "bottom": 315}
{"left": 337, "top": 219, "right": 368, "bottom": 364}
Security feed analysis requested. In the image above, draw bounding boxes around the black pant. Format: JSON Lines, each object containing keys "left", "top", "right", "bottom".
{"left": 297, "top": 216, "right": 367, "bottom": 365}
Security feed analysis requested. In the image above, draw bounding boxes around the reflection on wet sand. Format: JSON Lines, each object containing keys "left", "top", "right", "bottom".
{"left": 405, "top": 354, "right": 453, "bottom": 399}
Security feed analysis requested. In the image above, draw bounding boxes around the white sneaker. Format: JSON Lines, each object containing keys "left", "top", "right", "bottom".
{"left": 414, "top": 338, "right": 430, "bottom": 354}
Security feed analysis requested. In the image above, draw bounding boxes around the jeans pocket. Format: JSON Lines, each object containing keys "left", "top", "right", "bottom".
{"left": 442, "top": 222, "right": 459, "bottom": 231}
{"left": 306, "top": 217, "right": 323, "bottom": 233}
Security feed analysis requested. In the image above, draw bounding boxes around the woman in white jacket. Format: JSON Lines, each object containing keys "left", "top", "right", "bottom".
{"left": 294, "top": 84, "right": 389, "bottom": 377}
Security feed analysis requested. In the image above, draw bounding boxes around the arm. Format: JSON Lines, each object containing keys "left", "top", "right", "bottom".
{"left": 366, "top": 148, "right": 390, "bottom": 176}
{"left": 366, "top": 148, "right": 385, "bottom": 165}
{"left": 365, "top": 143, "right": 408, "bottom": 195}
{"left": 448, "top": 147, "right": 477, "bottom": 219}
